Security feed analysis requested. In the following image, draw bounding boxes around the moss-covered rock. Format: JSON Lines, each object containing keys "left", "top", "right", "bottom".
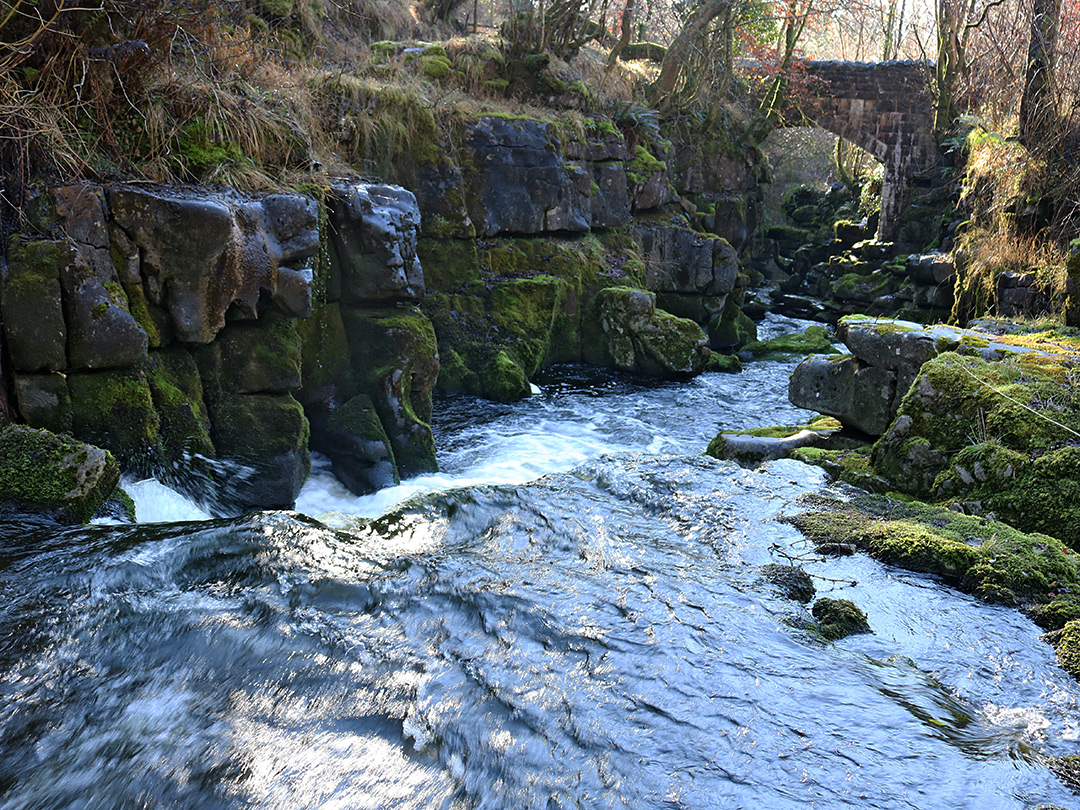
{"left": 209, "top": 392, "right": 310, "bottom": 509}
{"left": 323, "top": 394, "right": 399, "bottom": 495}
{"left": 706, "top": 417, "right": 842, "bottom": 464}
{"left": 0, "top": 425, "right": 120, "bottom": 524}
{"left": 812, "top": 598, "right": 871, "bottom": 640}
{"left": 791, "top": 445, "right": 892, "bottom": 493}
{"left": 146, "top": 347, "right": 215, "bottom": 462}
{"left": 786, "top": 493, "right": 1080, "bottom": 606}
{"left": 704, "top": 352, "right": 742, "bottom": 373}
{"left": 740, "top": 325, "right": 835, "bottom": 360}
{"left": 761, "top": 563, "right": 816, "bottom": 602}
{"left": 596, "top": 287, "right": 708, "bottom": 378}
{"left": 217, "top": 318, "right": 303, "bottom": 394}
{"left": 342, "top": 305, "right": 439, "bottom": 476}
{"left": 68, "top": 369, "right": 161, "bottom": 472}
{"left": 708, "top": 294, "right": 756, "bottom": 351}
{"left": 2, "top": 237, "right": 70, "bottom": 372}
{"left": 95, "top": 486, "right": 137, "bottom": 523}
{"left": 871, "top": 351, "right": 1080, "bottom": 546}
{"left": 480, "top": 350, "right": 531, "bottom": 403}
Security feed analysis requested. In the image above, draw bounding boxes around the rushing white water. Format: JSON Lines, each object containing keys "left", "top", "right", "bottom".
{"left": 7, "top": 316, "right": 1079, "bottom": 810}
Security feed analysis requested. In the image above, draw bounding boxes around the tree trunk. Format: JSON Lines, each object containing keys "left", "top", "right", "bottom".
{"left": 649, "top": 0, "right": 732, "bottom": 103}
{"left": 606, "top": 0, "right": 635, "bottom": 67}
{"left": 1018, "top": 0, "right": 1061, "bottom": 147}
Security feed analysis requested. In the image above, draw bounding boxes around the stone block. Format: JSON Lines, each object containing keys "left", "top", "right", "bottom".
{"left": 14, "top": 373, "right": 72, "bottom": 434}
{"left": 2, "top": 237, "right": 69, "bottom": 372}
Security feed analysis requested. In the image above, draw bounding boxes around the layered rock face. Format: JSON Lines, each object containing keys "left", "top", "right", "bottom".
{"left": 4, "top": 184, "right": 318, "bottom": 509}
{"left": 3, "top": 181, "right": 447, "bottom": 505}
{"left": 298, "top": 182, "right": 440, "bottom": 495}
{"left": 394, "top": 113, "right": 760, "bottom": 400}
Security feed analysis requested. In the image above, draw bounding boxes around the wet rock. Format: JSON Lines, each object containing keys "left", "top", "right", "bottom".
{"left": 108, "top": 188, "right": 237, "bottom": 344}
{"left": 811, "top": 597, "right": 871, "bottom": 640}
{"left": 329, "top": 183, "right": 425, "bottom": 303}
{"left": 209, "top": 392, "right": 310, "bottom": 509}
{"left": 596, "top": 287, "right": 708, "bottom": 378}
{"left": 761, "top": 564, "right": 816, "bottom": 602}
{"left": 322, "top": 394, "right": 399, "bottom": 495}
{"left": 2, "top": 238, "right": 69, "bottom": 372}
{"left": 68, "top": 369, "right": 161, "bottom": 473}
{"left": 0, "top": 425, "right": 120, "bottom": 524}
{"left": 589, "top": 161, "right": 631, "bottom": 228}
{"left": 636, "top": 220, "right": 739, "bottom": 298}
{"left": 342, "top": 306, "right": 440, "bottom": 476}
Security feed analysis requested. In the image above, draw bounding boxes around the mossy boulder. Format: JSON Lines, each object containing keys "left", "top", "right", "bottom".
{"left": 0, "top": 425, "right": 120, "bottom": 524}
{"left": 342, "top": 305, "right": 439, "bottom": 476}
{"left": 209, "top": 392, "right": 310, "bottom": 509}
{"left": 596, "top": 287, "right": 708, "bottom": 378}
{"left": 322, "top": 394, "right": 399, "bottom": 495}
{"left": 761, "top": 564, "right": 816, "bottom": 602}
{"left": 740, "top": 325, "right": 835, "bottom": 360}
{"left": 68, "top": 369, "right": 161, "bottom": 472}
{"left": 706, "top": 417, "right": 842, "bottom": 464}
{"left": 480, "top": 350, "right": 531, "bottom": 403}
{"left": 787, "top": 493, "right": 1080, "bottom": 606}
{"left": 871, "top": 352, "right": 1080, "bottom": 538}
{"left": 708, "top": 295, "right": 757, "bottom": 352}
{"left": 812, "top": 598, "right": 871, "bottom": 640}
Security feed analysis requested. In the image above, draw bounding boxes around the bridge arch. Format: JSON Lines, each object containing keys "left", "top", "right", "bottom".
{"left": 791, "top": 60, "right": 942, "bottom": 241}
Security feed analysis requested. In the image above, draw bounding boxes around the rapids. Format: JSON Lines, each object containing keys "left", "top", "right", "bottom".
{"left": 1, "top": 317, "right": 1078, "bottom": 809}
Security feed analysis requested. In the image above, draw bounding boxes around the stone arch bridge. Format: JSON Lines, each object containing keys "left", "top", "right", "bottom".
{"left": 786, "top": 60, "right": 941, "bottom": 241}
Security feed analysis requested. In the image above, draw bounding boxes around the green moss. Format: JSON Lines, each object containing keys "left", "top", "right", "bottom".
{"left": 420, "top": 54, "right": 453, "bottom": 79}
{"left": 761, "top": 564, "right": 816, "bottom": 602}
{"left": 787, "top": 493, "right": 1080, "bottom": 606}
{"left": 708, "top": 296, "right": 757, "bottom": 351}
{"left": 704, "top": 353, "right": 742, "bottom": 373}
{"left": 146, "top": 348, "right": 215, "bottom": 462}
{"left": 792, "top": 446, "right": 890, "bottom": 492}
{"left": 260, "top": 0, "right": 294, "bottom": 15}
{"left": 626, "top": 145, "right": 666, "bottom": 186}
{"left": 68, "top": 370, "right": 161, "bottom": 472}
{"left": 812, "top": 598, "right": 871, "bottom": 640}
{"left": 96, "top": 487, "right": 137, "bottom": 522}
{"left": 1054, "top": 621, "right": 1080, "bottom": 681}
{"left": 480, "top": 350, "right": 530, "bottom": 403}
{"left": 741, "top": 325, "right": 835, "bottom": 360}
{"left": 418, "top": 238, "right": 480, "bottom": 289}
{"left": 0, "top": 425, "right": 120, "bottom": 523}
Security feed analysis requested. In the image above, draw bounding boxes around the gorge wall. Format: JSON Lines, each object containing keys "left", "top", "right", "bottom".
{"left": 0, "top": 109, "right": 764, "bottom": 514}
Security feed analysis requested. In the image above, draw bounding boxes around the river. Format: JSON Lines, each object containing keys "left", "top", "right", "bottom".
{"left": 1, "top": 316, "right": 1077, "bottom": 809}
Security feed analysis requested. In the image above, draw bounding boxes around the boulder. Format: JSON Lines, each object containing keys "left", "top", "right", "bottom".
{"left": 108, "top": 186, "right": 316, "bottom": 343}
{"left": 322, "top": 394, "right": 399, "bottom": 495}
{"left": 0, "top": 425, "right": 120, "bottom": 524}
{"left": 595, "top": 287, "right": 709, "bottom": 378}
{"left": 812, "top": 597, "right": 871, "bottom": 640}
